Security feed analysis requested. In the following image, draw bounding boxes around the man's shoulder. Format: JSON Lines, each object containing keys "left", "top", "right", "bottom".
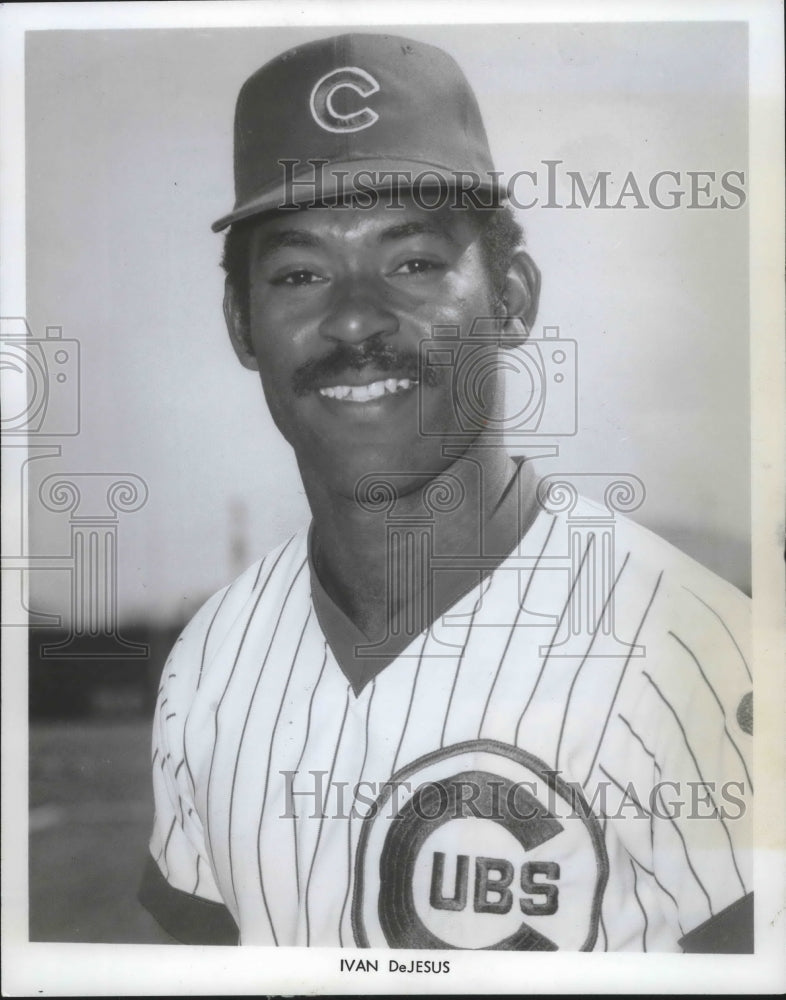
{"left": 569, "top": 493, "right": 749, "bottom": 611}
{"left": 164, "top": 526, "right": 311, "bottom": 686}
{"left": 559, "top": 496, "right": 751, "bottom": 705}
{"left": 535, "top": 494, "right": 751, "bottom": 689}
{"left": 199, "top": 525, "right": 309, "bottom": 618}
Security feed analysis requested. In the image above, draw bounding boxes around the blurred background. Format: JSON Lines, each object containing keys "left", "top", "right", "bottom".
{"left": 15, "top": 19, "right": 748, "bottom": 942}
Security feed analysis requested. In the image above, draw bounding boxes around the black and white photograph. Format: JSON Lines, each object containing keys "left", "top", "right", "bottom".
{"left": 2, "top": 0, "right": 784, "bottom": 995}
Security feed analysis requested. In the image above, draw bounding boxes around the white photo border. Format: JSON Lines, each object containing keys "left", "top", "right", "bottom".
{"left": 2, "top": 0, "right": 784, "bottom": 995}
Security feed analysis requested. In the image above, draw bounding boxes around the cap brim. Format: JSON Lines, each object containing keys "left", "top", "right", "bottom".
{"left": 211, "top": 158, "right": 504, "bottom": 232}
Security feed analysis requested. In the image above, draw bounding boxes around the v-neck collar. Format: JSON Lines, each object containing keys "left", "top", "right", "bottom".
{"left": 308, "top": 457, "right": 541, "bottom": 696}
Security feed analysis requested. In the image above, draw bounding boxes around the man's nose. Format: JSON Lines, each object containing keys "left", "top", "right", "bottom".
{"left": 318, "top": 278, "right": 399, "bottom": 344}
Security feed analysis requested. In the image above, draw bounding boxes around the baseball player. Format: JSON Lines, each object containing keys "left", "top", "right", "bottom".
{"left": 138, "top": 33, "right": 753, "bottom": 952}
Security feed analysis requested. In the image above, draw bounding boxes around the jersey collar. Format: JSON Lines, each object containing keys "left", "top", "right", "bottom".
{"left": 308, "top": 457, "right": 541, "bottom": 696}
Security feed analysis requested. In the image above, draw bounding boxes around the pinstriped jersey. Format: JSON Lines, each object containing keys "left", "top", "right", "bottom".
{"left": 147, "top": 496, "right": 752, "bottom": 950}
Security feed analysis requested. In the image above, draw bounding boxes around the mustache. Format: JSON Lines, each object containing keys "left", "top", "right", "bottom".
{"left": 291, "top": 338, "right": 440, "bottom": 396}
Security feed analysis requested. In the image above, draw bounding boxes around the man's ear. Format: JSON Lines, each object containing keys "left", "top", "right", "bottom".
{"left": 223, "top": 278, "right": 259, "bottom": 371}
{"left": 499, "top": 250, "right": 541, "bottom": 344}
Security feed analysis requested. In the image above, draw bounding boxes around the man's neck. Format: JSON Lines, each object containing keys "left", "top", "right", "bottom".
{"left": 301, "top": 442, "right": 533, "bottom": 643}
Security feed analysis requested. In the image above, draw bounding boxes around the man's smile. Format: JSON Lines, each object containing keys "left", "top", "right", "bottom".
{"left": 318, "top": 377, "right": 418, "bottom": 402}
{"left": 290, "top": 335, "right": 428, "bottom": 398}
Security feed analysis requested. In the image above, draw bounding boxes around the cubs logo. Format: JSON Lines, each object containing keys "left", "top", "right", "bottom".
{"left": 352, "top": 741, "right": 608, "bottom": 950}
{"left": 309, "top": 67, "right": 380, "bottom": 133}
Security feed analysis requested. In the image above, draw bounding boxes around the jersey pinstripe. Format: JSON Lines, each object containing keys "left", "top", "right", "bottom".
{"left": 147, "top": 496, "right": 752, "bottom": 950}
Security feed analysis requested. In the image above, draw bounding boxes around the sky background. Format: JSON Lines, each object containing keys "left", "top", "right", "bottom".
{"left": 21, "top": 21, "right": 749, "bottom": 624}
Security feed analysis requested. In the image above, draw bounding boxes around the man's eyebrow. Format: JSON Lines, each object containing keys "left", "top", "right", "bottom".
{"left": 378, "top": 220, "right": 456, "bottom": 245}
{"left": 253, "top": 230, "right": 322, "bottom": 260}
{"left": 253, "top": 220, "right": 456, "bottom": 259}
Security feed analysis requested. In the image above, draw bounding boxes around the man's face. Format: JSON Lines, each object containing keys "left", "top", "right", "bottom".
{"left": 233, "top": 197, "right": 500, "bottom": 499}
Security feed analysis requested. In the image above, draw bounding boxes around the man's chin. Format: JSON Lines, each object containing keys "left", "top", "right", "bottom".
{"left": 297, "top": 442, "right": 461, "bottom": 507}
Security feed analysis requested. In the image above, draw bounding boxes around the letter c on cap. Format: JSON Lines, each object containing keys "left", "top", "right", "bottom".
{"left": 309, "top": 66, "right": 380, "bottom": 133}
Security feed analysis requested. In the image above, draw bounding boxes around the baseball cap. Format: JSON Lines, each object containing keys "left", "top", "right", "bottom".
{"left": 211, "top": 33, "right": 501, "bottom": 232}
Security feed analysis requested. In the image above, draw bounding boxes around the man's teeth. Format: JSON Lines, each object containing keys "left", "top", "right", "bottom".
{"left": 319, "top": 378, "right": 416, "bottom": 401}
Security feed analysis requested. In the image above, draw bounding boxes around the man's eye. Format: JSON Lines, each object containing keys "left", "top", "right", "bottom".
{"left": 392, "top": 258, "right": 444, "bottom": 277}
{"left": 271, "top": 269, "right": 326, "bottom": 287}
